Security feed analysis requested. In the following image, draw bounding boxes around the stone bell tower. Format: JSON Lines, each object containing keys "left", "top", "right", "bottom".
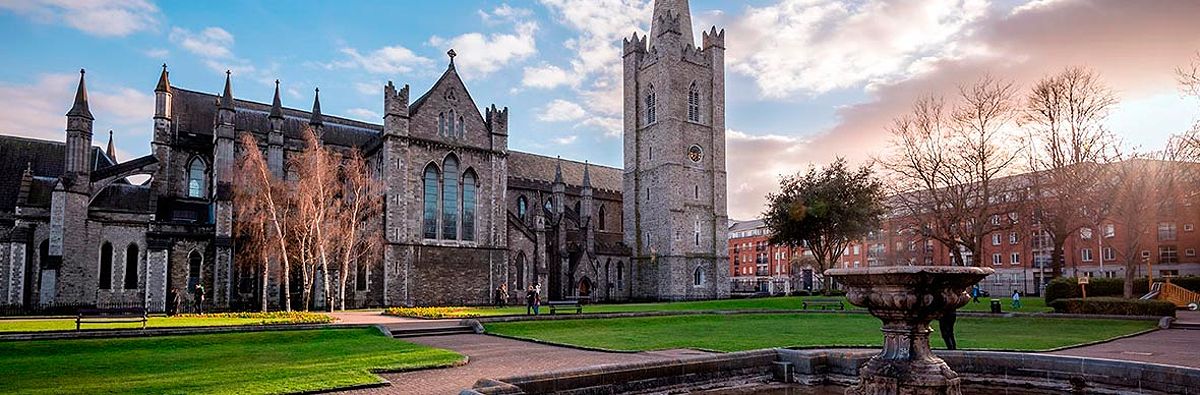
{"left": 623, "top": 0, "right": 729, "bottom": 300}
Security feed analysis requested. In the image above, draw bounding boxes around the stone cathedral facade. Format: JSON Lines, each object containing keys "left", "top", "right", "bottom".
{"left": 0, "top": 0, "right": 728, "bottom": 311}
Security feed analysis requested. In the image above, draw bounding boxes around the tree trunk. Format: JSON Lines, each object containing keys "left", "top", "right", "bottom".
{"left": 1051, "top": 234, "right": 1068, "bottom": 279}
{"left": 1123, "top": 258, "right": 1135, "bottom": 299}
{"left": 260, "top": 259, "right": 269, "bottom": 312}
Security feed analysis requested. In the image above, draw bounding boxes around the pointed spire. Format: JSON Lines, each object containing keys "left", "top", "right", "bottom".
{"left": 554, "top": 156, "right": 564, "bottom": 184}
{"left": 219, "top": 70, "right": 235, "bottom": 110}
{"left": 105, "top": 130, "right": 117, "bottom": 162}
{"left": 650, "top": 0, "right": 694, "bottom": 45}
{"left": 269, "top": 79, "right": 284, "bottom": 119}
{"left": 67, "top": 68, "right": 94, "bottom": 120}
{"left": 309, "top": 87, "right": 323, "bottom": 126}
{"left": 447, "top": 49, "right": 457, "bottom": 69}
{"left": 582, "top": 160, "right": 592, "bottom": 188}
{"left": 155, "top": 63, "right": 171, "bottom": 93}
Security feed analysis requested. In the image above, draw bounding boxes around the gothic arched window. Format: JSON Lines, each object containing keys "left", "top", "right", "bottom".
{"left": 98, "top": 242, "right": 113, "bottom": 290}
{"left": 598, "top": 205, "right": 607, "bottom": 231}
{"left": 124, "top": 243, "right": 138, "bottom": 289}
{"left": 423, "top": 164, "right": 440, "bottom": 239}
{"left": 517, "top": 196, "right": 528, "bottom": 220}
{"left": 187, "top": 158, "right": 207, "bottom": 198}
{"left": 462, "top": 170, "right": 477, "bottom": 242}
{"left": 693, "top": 266, "right": 705, "bottom": 286}
{"left": 457, "top": 115, "right": 465, "bottom": 137}
{"left": 645, "top": 85, "right": 657, "bottom": 124}
{"left": 188, "top": 250, "right": 202, "bottom": 292}
{"left": 544, "top": 198, "right": 552, "bottom": 211}
{"left": 442, "top": 155, "right": 460, "bottom": 240}
{"left": 617, "top": 261, "right": 625, "bottom": 290}
{"left": 687, "top": 82, "right": 701, "bottom": 122}
{"left": 516, "top": 252, "right": 527, "bottom": 289}
{"left": 438, "top": 112, "right": 446, "bottom": 136}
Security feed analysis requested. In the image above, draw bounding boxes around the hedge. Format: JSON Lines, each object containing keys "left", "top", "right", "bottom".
{"left": 1049, "top": 297, "right": 1176, "bottom": 317}
{"left": 1044, "top": 276, "right": 1200, "bottom": 304}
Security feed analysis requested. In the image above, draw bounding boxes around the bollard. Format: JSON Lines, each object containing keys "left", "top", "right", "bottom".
{"left": 990, "top": 299, "right": 1002, "bottom": 314}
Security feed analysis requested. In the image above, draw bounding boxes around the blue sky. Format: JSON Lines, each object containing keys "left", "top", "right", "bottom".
{"left": 1, "top": 0, "right": 1199, "bottom": 219}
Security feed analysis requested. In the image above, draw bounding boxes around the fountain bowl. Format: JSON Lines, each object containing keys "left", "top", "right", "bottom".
{"left": 825, "top": 266, "right": 993, "bottom": 395}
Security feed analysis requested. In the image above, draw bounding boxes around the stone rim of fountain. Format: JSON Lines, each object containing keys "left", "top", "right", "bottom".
{"left": 825, "top": 266, "right": 994, "bottom": 395}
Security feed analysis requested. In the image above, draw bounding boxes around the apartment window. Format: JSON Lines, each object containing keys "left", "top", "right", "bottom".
{"left": 1186, "top": 248, "right": 1196, "bottom": 257}
{"left": 1141, "top": 250, "right": 1151, "bottom": 258}
{"left": 1103, "top": 247, "right": 1114, "bottom": 261}
{"left": 1160, "top": 246, "right": 1179, "bottom": 264}
{"left": 1159, "top": 222, "right": 1177, "bottom": 241}
{"left": 1080, "top": 228, "right": 1093, "bottom": 240}
{"left": 1009, "top": 231, "right": 1019, "bottom": 245}
{"left": 991, "top": 233, "right": 1001, "bottom": 246}
{"left": 1103, "top": 224, "right": 1115, "bottom": 238}
{"left": 1011, "top": 252, "right": 1020, "bottom": 265}
{"left": 992, "top": 253, "right": 1002, "bottom": 266}
{"left": 990, "top": 215, "right": 1001, "bottom": 226}
{"left": 1185, "top": 223, "right": 1195, "bottom": 232}
{"left": 1081, "top": 248, "right": 1093, "bottom": 262}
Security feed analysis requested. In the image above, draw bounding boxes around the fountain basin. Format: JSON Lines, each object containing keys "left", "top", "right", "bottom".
{"left": 826, "top": 266, "right": 993, "bottom": 395}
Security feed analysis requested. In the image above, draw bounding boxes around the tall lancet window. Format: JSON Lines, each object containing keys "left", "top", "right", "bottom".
{"left": 187, "top": 158, "right": 207, "bottom": 198}
{"left": 457, "top": 115, "right": 465, "bottom": 137}
{"left": 438, "top": 112, "right": 446, "bottom": 136}
{"left": 645, "top": 85, "right": 656, "bottom": 124}
{"left": 687, "top": 82, "right": 701, "bottom": 122}
{"left": 442, "top": 155, "right": 459, "bottom": 240}
{"left": 423, "top": 164, "right": 440, "bottom": 239}
{"left": 462, "top": 170, "right": 477, "bottom": 242}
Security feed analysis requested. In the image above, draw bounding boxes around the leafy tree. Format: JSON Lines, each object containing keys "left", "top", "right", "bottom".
{"left": 763, "top": 158, "right": 886, "bottom": 290}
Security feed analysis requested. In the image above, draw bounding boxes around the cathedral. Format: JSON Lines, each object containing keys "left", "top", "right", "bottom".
{"left": 0, "top": 0, "right": 729, "bottom": 311}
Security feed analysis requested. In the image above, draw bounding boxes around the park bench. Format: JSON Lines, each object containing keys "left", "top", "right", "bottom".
{"left": 547, "top": 300, "right": 583, "bottom": 315}
{"left": 76, "top": 307, "right": 148, "bottom": 330}
{"left": 802, "top": 299, "right": 845, "bottom": 311}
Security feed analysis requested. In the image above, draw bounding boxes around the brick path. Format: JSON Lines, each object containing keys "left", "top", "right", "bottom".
{"left": 1051, "top": 323, "right": 1200, "bottom": 368}
{"left": 339, "top": 334, "right": 713, "bottom": 395}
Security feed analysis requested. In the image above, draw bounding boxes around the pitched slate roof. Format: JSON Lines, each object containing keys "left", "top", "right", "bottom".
{"left": 170, "top": 88, "right": 382, "bottom": 149}
{"left": 0, "top": 135, "right": 115, "bottom": 212}
{"left": 507, "top": 151, "right": 622, "bottom": 192}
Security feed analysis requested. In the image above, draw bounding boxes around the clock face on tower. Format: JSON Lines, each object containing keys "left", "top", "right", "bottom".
{"left": 688, "top": 145, "right": 703, "bottom": 163}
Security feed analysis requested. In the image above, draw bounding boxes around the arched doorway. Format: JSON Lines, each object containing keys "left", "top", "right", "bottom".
{"left": 577, "top": 276, "right": 592, "bottom": 298}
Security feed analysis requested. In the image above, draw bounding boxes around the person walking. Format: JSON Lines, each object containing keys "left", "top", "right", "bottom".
{"left": 194, "top": 283, "right": 206, "bottom": 314}
{"left": 939, "top": 309, "right": 958, "bottom": 350}
{"left": 971, "top": 285, "right": 980, "bottom": 303}
{"left": 533, "top": 283, "right": 541, "bottom": 316}
{"left": 525, "top": 285, "right": 535, "bottom": 315}
{"left": 1011, "top": 289, "right": 1021, "bottom": 310}
{"left": 499, "top": 284, "right": 509, "bottom": 308}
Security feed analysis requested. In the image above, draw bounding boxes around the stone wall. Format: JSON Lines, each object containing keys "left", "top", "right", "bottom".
{"left": 406, "top": 244, "right": 505, "bottom": 306}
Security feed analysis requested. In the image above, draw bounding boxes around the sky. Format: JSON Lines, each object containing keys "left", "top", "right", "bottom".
{"left": 1, "top": 0, "right": 1199, "bottom": 220}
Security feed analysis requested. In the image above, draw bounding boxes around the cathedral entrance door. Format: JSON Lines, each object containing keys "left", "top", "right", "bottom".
{"left": 578, "top": 277, "right": 592, "bottom": 298}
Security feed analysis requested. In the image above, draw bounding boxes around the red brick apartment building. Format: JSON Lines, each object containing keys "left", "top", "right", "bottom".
{"left": 728, "top": 219, "right": 808, "bottom": 294}
{"left": 839, "top": 159, "right": 1200, "bottom": 296}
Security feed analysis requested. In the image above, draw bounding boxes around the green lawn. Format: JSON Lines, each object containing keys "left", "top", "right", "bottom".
{"left": 486, "top": 313, "right": 1151, "bottom": 352}
{"left": 0, "top": 328, "right": 463, "bottom": 395}
{"left": 452, "top": 295, "right": 1050, "bottom": 317}
{"left": 0, "top": 313, "right": 330, "bottom": 333}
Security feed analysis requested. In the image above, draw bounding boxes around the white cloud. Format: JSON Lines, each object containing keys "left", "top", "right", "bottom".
{"left": 143, "top": 48, "right": 169, "bottom": 59}
{"left": 170, "top": 27, "right": 235, "bottom": 59}
{"left": 581, "top": 116, "right": 622, "bottom": 138}
{"left": 331, "top": 46, "right": 433, "bottom": 75}
{"left": 522, "top": 64, "right": 577, "bottom": 89}
{"left": 536, "top": 99, "right": 586, "bottom": 122}
{"left": 427, "top": 21, "right": 538, "bottom": 79}
{"left": 354, "top": 82, "right": 378, "bottom": 96}
{"left": 0, "top": 0, "right": 161, "bottom": 37}
{"left": 344, "top": 108, "right": 381, "bottom": 121}
{"left": 552, "top": 135, "right": 578, "bottom": 145}
{"left": 478, "top": 3, "right": 533, "bottom": 24}
{"left": 0, "top": 73, "right": 153, "bottom": 145}
{"left": 725, "top": 0, "right": 988, "bottom": 98}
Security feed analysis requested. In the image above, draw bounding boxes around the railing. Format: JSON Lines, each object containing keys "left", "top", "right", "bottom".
{"left": 1159, "top": 281, "right": 1200, "bottom": 308}
{"left": 0, "top": 301, "right": 147, "bottom": 316}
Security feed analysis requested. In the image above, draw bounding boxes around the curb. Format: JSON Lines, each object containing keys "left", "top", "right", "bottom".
{"left": 0, "top": 323, "right": 375, "bottom": 342}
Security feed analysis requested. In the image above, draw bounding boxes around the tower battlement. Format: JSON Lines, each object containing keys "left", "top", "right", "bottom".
{"left": 623, "top": 32, "right": 648, "bottom": 57}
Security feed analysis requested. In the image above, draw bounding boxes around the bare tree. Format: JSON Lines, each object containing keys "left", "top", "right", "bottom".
{"left": 1022, "top": 66, "right": 1120, "bottom": 279}
{"left": 333, "top": 150, "right": 383, "bottom": 310}
{"left": 233, "top": 133, "right": 295, "bottom": 311}
{"left": 291, "top": 128, "right": 341, "bottom": 311}
{"left": 879, "top": 76, "right": 1023, "bottom": 267}
{"left": 1178, "top": 51, "right": 1200, "bottom": 99}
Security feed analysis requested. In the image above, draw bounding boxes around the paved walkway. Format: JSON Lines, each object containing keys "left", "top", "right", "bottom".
{"left": 1052, "top": 326, "right": 1200, "bottom": 368}
{"left": 341, "top": 334, "right": 713, "bottom": 395}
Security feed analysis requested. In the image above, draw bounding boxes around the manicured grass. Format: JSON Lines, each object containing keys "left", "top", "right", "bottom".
{"left": 0, "top": 328, "right": 463, "bottom": 394}
{"left": 450, "top": 295, "right": 1050, "bottom": 317}
{"left": 486, "top": 313, "right": 1152, "bottom": 352}
{"left": 0, "top": 312, "right": 332, "bottom": 332}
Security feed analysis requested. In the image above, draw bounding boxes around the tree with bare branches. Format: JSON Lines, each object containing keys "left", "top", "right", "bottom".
{"left": 333, "top": 150, "right": 383, "bottom": 310}
{"left": 879, "top": 76, "right": 1024, "bottom": 267}
{"left": 1022, "top": 66, "right": 1120, "bottom": 279}
{"left": 233, "top": 133, "right": 295, "bottom": 311}
{"left": 291, "top": 128, "right": 342, "bottom": 311}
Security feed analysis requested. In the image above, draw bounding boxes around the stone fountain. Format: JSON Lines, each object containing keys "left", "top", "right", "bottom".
{"left": 825, "top": 266, "right": 993, "bottom": 395}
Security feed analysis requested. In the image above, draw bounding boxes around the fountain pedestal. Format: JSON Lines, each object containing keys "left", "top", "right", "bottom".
{"left": 826, "top": 266, "right": 993, "bottom": 395}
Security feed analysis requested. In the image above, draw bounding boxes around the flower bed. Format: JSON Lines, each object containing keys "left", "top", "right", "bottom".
{"left": 383, "top": 307, "right": 481, "bottom": 319}
{"left": 173, "top": 311, "right": 334, "bottom": 324}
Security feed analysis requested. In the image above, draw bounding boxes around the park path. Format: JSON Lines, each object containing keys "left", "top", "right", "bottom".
{"left": 1051, "top": 311, "right": 1200, "bottom": 368}
{"left": 339, "top": 333, "right": 713, "bottom": 395}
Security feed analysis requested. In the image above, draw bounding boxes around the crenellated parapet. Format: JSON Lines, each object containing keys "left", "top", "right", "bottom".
{"left": 485, "top": 104, "right": 508, "bottom": 135}
{"left": 623, "top": 32, "right": 648, "bottom": 58}
{"left": 385, "top": 81, "right": 409, "bottom": 118}
{"left": 701, "top": 26, "right": 725, "bottom": 50}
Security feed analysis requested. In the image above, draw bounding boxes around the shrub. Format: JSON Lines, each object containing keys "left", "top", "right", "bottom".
{"left": 1049, "top": 297, "right": 1176, "bottom": 317}
{"left": 1042, "top": 276, "right": 1200, "bottom": 303}
{"left": 173, "top": 311, "right": 333, "bottom": 324}
{"left": 822, "top": 289, "right": 847, "bottom": 297}
{"left": 384, "top": 307, "right": 480, "bottom": 319}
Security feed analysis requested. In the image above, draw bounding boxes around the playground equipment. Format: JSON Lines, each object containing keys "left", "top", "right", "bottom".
{"left": 1143, "top": 279, "right": 1200, "bottom": 311}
